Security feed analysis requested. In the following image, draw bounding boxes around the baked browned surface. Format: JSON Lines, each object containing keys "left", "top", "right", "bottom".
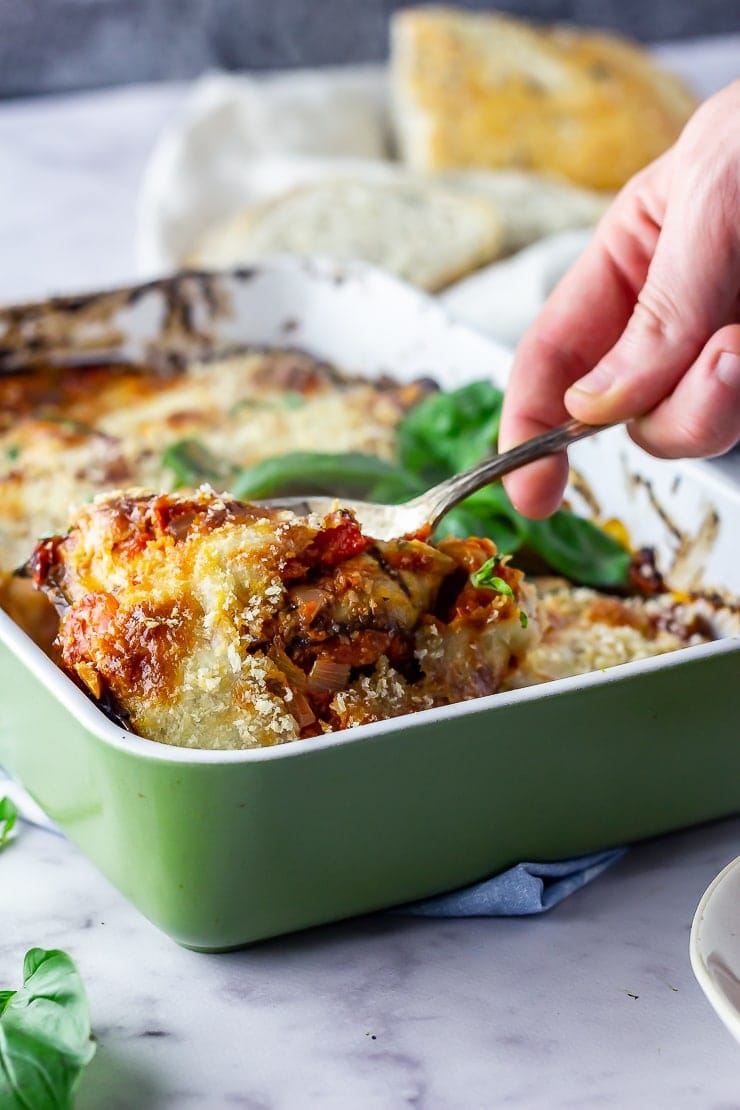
{"left": 391, "top": 7, "right": 697, "bottom": 191}
{"left": 28, "top": 484, "right": 735, "bottom": 750}
{"left": 503, "top": 581, "right": 733, "bottom": 689}
{"left": 5, "top": 348, "right": 735, "bottom": 750}
{"left": 30, "top": 489, "right": 537, "bottom": 748}
{"left": 0, "top": 349, "right": 432, "bottom": 638}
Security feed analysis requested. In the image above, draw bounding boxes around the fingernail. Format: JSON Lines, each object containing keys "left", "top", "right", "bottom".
{"left": 716, "top": 351, "right": 740, "bottom": 390}
{"left": 567, "top": 363, "right": 616, "bottom": 398}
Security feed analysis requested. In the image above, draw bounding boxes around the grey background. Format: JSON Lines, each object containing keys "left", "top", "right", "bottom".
{"left": 1, "top": 0, "right": 739, "bottom": 99}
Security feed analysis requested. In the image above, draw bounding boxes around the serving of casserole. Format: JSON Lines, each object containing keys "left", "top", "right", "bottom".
{"left": 1, "top": 259, "right": 738, "bottom": 949}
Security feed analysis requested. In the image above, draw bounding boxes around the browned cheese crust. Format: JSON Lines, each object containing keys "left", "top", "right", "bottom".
{"left": 30, "top": 489, "right": 538, "bottom": 748}
{"left": 0, "top": 349, "right": 433, "bottom": 644}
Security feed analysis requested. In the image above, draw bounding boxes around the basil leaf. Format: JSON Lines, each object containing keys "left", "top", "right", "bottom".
{"left": 230, "top": 452, "right": 399, "bottom": 500}
{"left": 273, "top": 391, "right": 306, "bottom": 410}
{"left": 470, "top": 559, "right": 515, "bottom": 596}
{"left": 442, "top": 487, "right": 630, "bottom": 588}
{"left": 397, "top": 380, "right": 504, "bottom": 482}
{"left": 162, "top": 439, "right": 237, "bottom": 489}
{"left": 433, "top": 504, "right": 495, "bottom": 542}
{"left": 394, "top": 383, "right": 631, "bottom": 588}
{"left": 439, "top": 485, "right": 531, "bottom": 550}
{"left": 526, "top": 511, "right": 633, "bottom": 588}
{"left": 0, "top": 948, "right": 95, "bottom": 1109}
{"left": 0, "top": 797, "right": 17, "bottom": 849}
{"left": 366, "top": 471, "right": 425, "bottom": 504}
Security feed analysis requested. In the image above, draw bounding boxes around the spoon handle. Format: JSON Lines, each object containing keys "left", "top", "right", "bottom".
{"left": 414, "top": 418, "right": 613, "bottom": 530}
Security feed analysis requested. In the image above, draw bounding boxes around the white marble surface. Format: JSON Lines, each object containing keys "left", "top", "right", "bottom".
{"left": 2, "top": 817, "right": 739, "bottom": 1108}
{"left": 1, "top": 43, "right": 740, "bottom": 1108}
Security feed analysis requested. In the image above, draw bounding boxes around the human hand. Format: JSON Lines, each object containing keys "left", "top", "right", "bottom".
{"left": 499, "top": 79, "right": 740, "bottom": 519}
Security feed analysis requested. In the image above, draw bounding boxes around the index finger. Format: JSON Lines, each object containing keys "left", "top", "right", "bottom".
{"left": 499, "top": 170, "right": 665, "bottom": 516}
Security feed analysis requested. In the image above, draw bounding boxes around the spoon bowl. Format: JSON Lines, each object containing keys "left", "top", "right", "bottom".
{"left": 256, "top": 418, "right": 611, "bottom": 540}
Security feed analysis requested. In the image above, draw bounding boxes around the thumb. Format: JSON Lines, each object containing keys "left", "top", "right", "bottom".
{"left": 565, "top": 160, "right": 740, "bottom": 426}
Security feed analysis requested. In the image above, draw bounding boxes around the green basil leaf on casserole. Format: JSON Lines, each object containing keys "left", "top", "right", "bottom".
{"left": 162, "top": 438, "right": 239, "bottom": 489}
{"left": 470, "top": 558, "right": 515, "bottom": 596}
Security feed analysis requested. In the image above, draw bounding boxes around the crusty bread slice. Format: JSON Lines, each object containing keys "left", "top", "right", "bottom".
{"left": 439, "top": 168, "right": 609, "bottom": 253}
{"left": 390, "top": 7, "right": 697, "bottom": 191}
{"left": 188, "top": 177, "right": 504, "bottom": 291}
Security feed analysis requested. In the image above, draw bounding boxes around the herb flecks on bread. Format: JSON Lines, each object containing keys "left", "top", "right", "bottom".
{"left": 391, "top": 7, "right": 697, "bottom": 191}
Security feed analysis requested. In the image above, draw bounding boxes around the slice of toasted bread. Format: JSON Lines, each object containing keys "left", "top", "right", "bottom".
{"left": 188, "top": 177, "right": 504, "bottom": 291}
{"left": 439, "top": 168, "right": 609, "bottom": 253}
{"left": 391, "top": 7, "right": 697, "bottom": 191}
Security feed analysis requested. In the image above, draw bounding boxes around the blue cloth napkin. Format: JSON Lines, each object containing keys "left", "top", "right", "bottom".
{"left": 393, "top": 848, "right": 626, "bottom": 917}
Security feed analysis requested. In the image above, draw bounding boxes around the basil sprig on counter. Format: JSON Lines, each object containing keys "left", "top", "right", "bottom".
{"left": 0, "top": 797, "right": 17, "bottom": 849}
{"left": 161, "top": 381, "right": 632, "bottom": 589}
{"left": 0, "top": 948, "right": 96, "bottom": 1109}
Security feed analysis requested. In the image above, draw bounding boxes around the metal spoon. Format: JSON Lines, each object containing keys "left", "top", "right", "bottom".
{"left": 256, "top": 418, "right": 611, "bottom": 541}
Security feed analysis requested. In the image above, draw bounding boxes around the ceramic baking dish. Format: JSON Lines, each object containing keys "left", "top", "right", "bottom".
{"left": 1, "top": 259, "right": 739, "bottom": 951}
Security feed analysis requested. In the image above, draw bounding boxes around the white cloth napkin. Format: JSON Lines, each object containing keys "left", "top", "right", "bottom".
{"left": 135, "top": 67, "right": 390, "bottom": 277}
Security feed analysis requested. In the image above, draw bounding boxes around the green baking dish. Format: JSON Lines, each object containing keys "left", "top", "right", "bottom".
{"left": 1, "top": 259, "right": 738, "bottom": 950}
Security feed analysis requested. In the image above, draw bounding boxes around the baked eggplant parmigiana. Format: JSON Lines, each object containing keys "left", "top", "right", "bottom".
{"left": 29, "top": 488, "right": 538, "bottom": 748}
{"left": 3, "top": 346, "right": 737, "bottom": 749}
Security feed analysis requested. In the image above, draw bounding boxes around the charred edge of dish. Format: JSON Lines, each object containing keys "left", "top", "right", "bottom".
{"left": 0, "top": 270, "right": 231, "bottom": 365}
{"left": 628, "top": 547, "right": 666, "bottom": 596}
{"left": 163, "top": 288, "right": 197, "bottom": 345}
{"left": 626, "top": 471, "right": 684, "bottom": 543}
{"left": 157, "top": 271, "right": 231, "bottom": 346}
{"left": 201, "top": 272, "right": 226, "bottom": 319}
{"left": 123, "top": 269, "right": 225, "bottom": 307}
{"left": 49, "top": 296, "right": 92, "bottom": 314}
{"left": 232, "top": 266, "right": 258, "bottom": 282}
{"left": 567, "top": 466, "right": 602, "bottom": 521}
{"left": 0, "top": 267, "right": 228, "bottom": 330}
